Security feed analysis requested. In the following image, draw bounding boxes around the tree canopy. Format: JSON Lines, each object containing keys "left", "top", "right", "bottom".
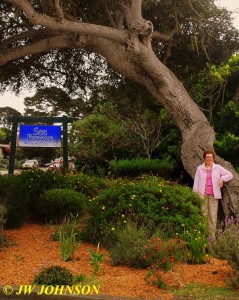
{"left": 1, "top": 0, "right": 238, "bottom": 93}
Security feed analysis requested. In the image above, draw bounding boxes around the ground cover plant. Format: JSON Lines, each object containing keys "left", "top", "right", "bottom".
{"left": 34, "top": 265, "right": 74, "bottom": 286}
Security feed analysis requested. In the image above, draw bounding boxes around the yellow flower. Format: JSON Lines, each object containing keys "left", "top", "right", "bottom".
{"left": 111, "top": 227, "right": 115, "bottom": 231}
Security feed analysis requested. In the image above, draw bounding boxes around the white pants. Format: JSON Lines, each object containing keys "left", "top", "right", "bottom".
{"left": 202, "top": 195, "right": 218, "bottom": 237}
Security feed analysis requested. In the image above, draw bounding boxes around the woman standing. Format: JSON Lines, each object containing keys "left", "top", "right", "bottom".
{"left": 193, "top": 150, "right": 233, "bottom": 237}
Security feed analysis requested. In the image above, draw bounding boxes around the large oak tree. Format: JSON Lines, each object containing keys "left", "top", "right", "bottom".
{"left": 1, "top": 0, "right": 239, "bottom": 216}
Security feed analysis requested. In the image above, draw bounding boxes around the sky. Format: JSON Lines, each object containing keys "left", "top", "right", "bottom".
{"left": 0, "top": 0, "right": 238, "bottom": 114}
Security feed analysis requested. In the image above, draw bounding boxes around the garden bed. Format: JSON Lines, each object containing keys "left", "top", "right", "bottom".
{"left": 0, "top": 224, "right": 234, "bottom": 299}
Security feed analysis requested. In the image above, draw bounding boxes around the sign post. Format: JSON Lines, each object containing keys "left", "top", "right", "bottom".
{"left": 8, "top": 116, "right": 74, "bottom": 175}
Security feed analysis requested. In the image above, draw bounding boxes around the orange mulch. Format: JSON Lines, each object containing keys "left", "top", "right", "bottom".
{"left": 0, "top": 224, "right": 233, "bottom": 299}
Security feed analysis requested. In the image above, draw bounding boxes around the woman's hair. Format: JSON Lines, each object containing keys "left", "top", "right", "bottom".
{"left": 203, "top": 150, "right": 215, "bottom": 159}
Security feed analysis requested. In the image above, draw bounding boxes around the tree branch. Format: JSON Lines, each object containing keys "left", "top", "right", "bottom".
{"left": 6, "top": 0, "right": 127, "bottom": 45}
{"left": 54, "top": 0, "right": 64, "bottom": 20}
{"left": 0, "top": 35, "right": 73, "bottom": 66}
{"left": 1, "top": 28, "right": 59, "bottom": 48}
{"left": 130, "top": 0, "right": 142, "bottom": 25}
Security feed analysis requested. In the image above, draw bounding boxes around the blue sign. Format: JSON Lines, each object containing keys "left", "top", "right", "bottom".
{"left": 19, "top": 125, "right": 61, "bottom": 147}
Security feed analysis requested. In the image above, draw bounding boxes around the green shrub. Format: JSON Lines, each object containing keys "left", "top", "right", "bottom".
{"left": 0, "top": 204, "right": 7, "bottom": 231}
{"left": 83, "top": 177, "right": 206, "bottom": 245}
{"left": 34, "top": 265, "right": 73, "bottom": 286}
{"left": 0, "top": 175, "right": 30, "bottom": 228}
{"left": 110, "top": 222, "right": 151, "bottom": 269}
{"left": 0, "top": 204, "right": 7, "bottom": 248}
{"left": 109, "top": 157, "right": 176, "bottom": 178}
{"left": 10, "top": 169, "right": 70, "bottom": 222}
{"left": 38, "top": 189, "right": 86, "bottom": 223}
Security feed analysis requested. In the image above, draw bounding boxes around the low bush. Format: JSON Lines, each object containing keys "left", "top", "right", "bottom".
{"left": 38, "top": 189, "right": 86, "bottom": 223}
{"left": 109, "top": 157, "right": 176, "bottom": 178}
{"left": 0, "top": 204, "right": 7, "bottom": 231}
{"left": 82, "top": 176, "right": 206, "bottom": 246}
{"left": 34, "top": 265, "right": 73, "bottom": 286}
{"left": 8, "top": 169, "right": 70, "bottom": 223}
{"left": 0, "top": 175, "right": 30, "bottom": 228}
{"left": 110, "top": 222, "right": 151, "bottom": 269}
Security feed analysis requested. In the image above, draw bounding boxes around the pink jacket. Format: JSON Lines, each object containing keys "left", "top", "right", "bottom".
{"left": 193, "top": 163, "right": 233, "bottom": 199}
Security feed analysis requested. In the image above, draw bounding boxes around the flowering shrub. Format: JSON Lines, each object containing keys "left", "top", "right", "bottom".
{"left": 143, "top": 237, "right": 185, "bottom": 288}
{"left": 144, "top": 237, "right": 183, "bottom": 271}
{"left": 82, "top": 176, "right": 206, "bottom": 245}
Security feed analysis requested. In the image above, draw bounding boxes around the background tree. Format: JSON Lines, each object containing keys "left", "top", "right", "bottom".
{"left": 69, "top": 113, "right": 136, "bottom": 170}
{"left": 91, "top": 81, "right": 174, "bottom": 159}
{"left": 188, "top": 54, "right": 239, "bottom": 167}
{"left": 0, "top": 107, "right": 22, "bottom": 129}
{"left": 23, "top": 87, "right": 88, "bottom": 118}
{"left": 1, "top": 0, "right": 239, "bottom": 216}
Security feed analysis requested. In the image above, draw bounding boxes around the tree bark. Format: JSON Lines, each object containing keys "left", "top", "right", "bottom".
{"left": 2, "top": 0, "right": 239, "bottom": 217}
